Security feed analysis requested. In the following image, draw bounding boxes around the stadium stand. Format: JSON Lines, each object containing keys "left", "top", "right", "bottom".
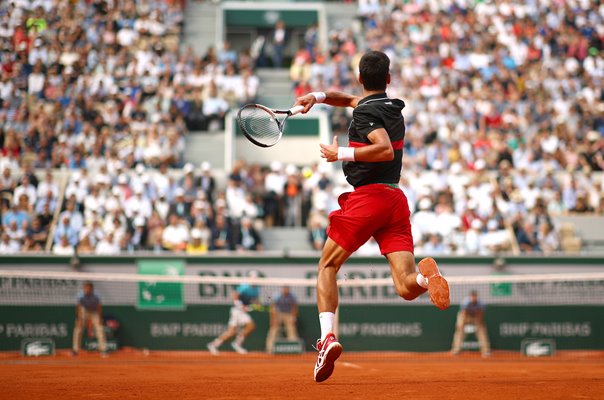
{"left": 0, "top": 0, "right": 602, "bottom": 256}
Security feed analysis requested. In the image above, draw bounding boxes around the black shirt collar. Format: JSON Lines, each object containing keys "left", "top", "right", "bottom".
{"left": 358, "top": 92, "right": 388, "bottom": 105}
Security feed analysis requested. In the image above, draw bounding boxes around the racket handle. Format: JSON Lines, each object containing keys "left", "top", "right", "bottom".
{"left": 288, "top": 105, "right": 305, "bottom": 115}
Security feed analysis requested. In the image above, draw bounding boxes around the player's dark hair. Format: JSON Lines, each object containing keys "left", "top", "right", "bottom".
{"left": 359, "top": 51, "right": 390, "bottom": 91}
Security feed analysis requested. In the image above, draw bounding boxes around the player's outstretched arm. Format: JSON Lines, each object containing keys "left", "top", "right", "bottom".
{"left": 295, "top": 91, "right": 361, "bottom": 113}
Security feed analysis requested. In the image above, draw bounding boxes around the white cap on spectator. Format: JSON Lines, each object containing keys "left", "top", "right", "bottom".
{"left": 510, "top": 190, "right": 523, "bottom": 203}
{"left": 158, "top": 190, "right": 166, "bottom": 198}
{"left": 112, "top": 187, "right": 121, "bottom": 196}
{"left": 285, "top": 164, "right": 298, "bottom": 176}
{"left": 450, "top": 162, "right": 462, "bottom": 174}
{"left": 487, "top": 220, "right": 498, "bottom": 230}
{"left": 183, "top": 163, "right": 194, "bottom": 174}
{"left": 418, "top": 198, "right": 432, "bottom": 210}
{"left": 467, "top": 199, "right": 478, "bottom": 210}
{"left": 587, "top": 131, "right": 600, "bottom": 142}
{"left": 115, "top": 161, "right": 125, "bottom": 170}
{"left": 72, "top": 171, "right": 81, "bottom": 181}
{"left": 418, "top": 186, "right": 431, "bottom": 197}
{"left": 134, "top": 186, "right": 143, "bottom": 194}
{"left": 141, "top": 175, "right": 150, "bottom": 184}
{"left": 432, "top": 160, "right": 444, "bottom": 171}
{"left": 474, "top": 159, "right": 486, "bottom": 170}
{"left": 191, "top": 228, "right": 202, "bottom": 239}
{"left": 471, "top": 219, "right": 483, "bottom": 230}
{"left": 118, "top": 174, "right": 128, "bottom": 184}
{"left": 270, "top": 160, "right": 283, "bottom": 172}
{"left": 134, "top": 216, "right": 145, "bottom": 227}
{"left": 135, "top": 164, "right": 145, "bottom": 174}
{"left": 201, "top": 161, "right": 211, "bottom": 172}
{"left": 175, "top": 187, "right": 185, "bottom": 197}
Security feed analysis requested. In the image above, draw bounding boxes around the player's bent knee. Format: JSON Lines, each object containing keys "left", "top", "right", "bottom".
{"left": 395, "top": 285, "right": 415, "bottom": 301}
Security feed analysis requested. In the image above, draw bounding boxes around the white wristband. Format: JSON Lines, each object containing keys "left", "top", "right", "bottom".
{"left": 337, "top": 147, "right": 355, "bottom": 161}
{"left": 310, "top": 91, "right": 326, "bottom": 103}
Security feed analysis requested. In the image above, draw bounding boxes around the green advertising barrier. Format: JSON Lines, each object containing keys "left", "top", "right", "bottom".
{"left": 137, "top": 260, "right": 185, "bottom": 310}
{"left": 225, "top": 10, "right": 318, "bottom": 28}
{"left": 0, "top": 305, "right": 602, "bottom": 352}
{"left": 234, "top": 116, "right": 320, "bottom": 137}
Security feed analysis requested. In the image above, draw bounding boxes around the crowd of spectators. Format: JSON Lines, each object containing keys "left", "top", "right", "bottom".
{"left": 2, "top": 156, "right": 603, "bottom": 255}
{"left": 0, "top": 0, "right": 261, "bottom": 254}
{"left": 289, "top": 0, "right": 604, "bottom": 254}
{"left": 0, "top": 0, "right": 259, "bottom": 176}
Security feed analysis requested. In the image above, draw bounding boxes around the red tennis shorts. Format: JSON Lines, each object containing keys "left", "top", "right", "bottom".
{"left": 327, "top": 183, "right": 413, "bottom": 255}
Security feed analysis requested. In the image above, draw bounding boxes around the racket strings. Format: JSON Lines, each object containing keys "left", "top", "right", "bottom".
{"left": 238, "top": 106, "right": 282, "bottom": 146}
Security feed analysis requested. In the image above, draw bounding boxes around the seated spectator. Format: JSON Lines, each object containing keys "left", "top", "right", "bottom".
{"left": 96, "top": 232, "right": 119, "bottom": 255}
{"left": 146, "top": 211, "right": 165, "bottom": 251}
{"left": 59, "top": 200, "right": 84, "bottom": 233}
{"left": 571, "top": 194, "right": 595, "bottom": 213}
{"left": 129, "top": 216, "right": 148, "bottom": 251}
{"left": 235, "top": 217, "right": 262, "bottom": 251}
{"left": 162, "top": 214, "right": 189, "bottom": 252}
{"left": 13, "top": 175, "right": 36, "bottom": 207}
{"left": 53, "top": 235, "right": 74, "bottom": 256}
{"left": 308, "top": 214, "right": 327, "bottom": 251}
{"left": 54, "top": 215, "right": 79, "bottom": 247}
{"left": 6, "top": 220, "right": 25, "bottom": 248}
{"left": 0, "top": 168, "right": 16, "bottom": 194}
{"left": 0, "top": 232, "right": 20, "bottom": 254}
{"left": 186, "top": 228, "right": 209, "bottom": 254}
{"left": 21, "top": 236, "right": 42, "bottom": 252}
{"left": 77, "top": 235, "right": 95, "bottom": 255}
{"left": 35, "top": 189, "right": 57, "bottom": 214}
{"left": 202, "top": 83, "right": 229, "bottom": 131}
{"left": 170, "top": 188, "right": 190, "bottom": 218}
{"left": 38, "top": 203, "right": 54, "bottom": 228}
{"left": 210, "top": 214, "right": 234, "bottom": 251}
{"left": 538, "top": 223, "right": 560, "bottom": 255}
{"left": 2, "top": 202, "right": 30, "bottom": 228}
{"left": 516, "top": 222, "right": 541, "bottom": 253}
{"left": 422, "top": 234, "right": 447, "bottom": 255}
{"left": 27, "top": 216, "right": 48, "bottom": 247}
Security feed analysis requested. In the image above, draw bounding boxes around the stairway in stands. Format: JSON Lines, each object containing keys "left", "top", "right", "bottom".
{"left": 255, "top": 68, "right": 294, "bottom": 109}
{"left": 182, "top": 1, "right": 219, "bottom": 56}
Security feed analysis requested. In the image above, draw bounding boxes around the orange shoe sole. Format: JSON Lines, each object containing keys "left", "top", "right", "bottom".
{"left": 418, "top": 257, "right": 450, "bottom": 310}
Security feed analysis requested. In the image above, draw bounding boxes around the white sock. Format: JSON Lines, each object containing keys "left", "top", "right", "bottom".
{"left": 234, "top": 333, "right": 244, "bottom": 346}
{"left": 416, "top": 273, "right": 429, "bottom": 289}
{"left": 319, "top": 312, "right": 335, "bottom": 341}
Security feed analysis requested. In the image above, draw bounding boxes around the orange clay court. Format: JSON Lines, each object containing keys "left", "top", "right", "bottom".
{"left": 1, "top": 351, "right": 602, "bottom": 400}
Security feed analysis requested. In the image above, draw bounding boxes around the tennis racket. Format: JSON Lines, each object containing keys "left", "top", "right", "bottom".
{"left": 237, "top": 104, "right": 305, "bottom": 148}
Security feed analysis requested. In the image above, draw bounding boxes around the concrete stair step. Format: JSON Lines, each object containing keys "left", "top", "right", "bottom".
{"left": 256, "top": 68, "right": 290, "bottom": 79}
{"left": 260, "top": 227, "right": 312, "bottom": 251}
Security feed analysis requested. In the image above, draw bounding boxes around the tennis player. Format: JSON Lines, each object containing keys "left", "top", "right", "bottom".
{"left": 207, "top": 270, "right": 260, "bottom": 355}
{"left": 294, "top": 50, "right": 450, "bottom": 383}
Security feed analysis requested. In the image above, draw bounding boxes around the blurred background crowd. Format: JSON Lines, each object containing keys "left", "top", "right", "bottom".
{"left": 0, "top": 0, "right": 602, "bottom": 256}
